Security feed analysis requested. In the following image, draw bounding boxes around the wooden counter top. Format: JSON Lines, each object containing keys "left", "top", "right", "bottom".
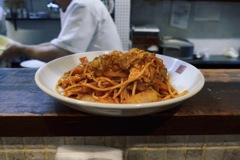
{"left": 0, "top": 68, "right": 239, "bottom": 137}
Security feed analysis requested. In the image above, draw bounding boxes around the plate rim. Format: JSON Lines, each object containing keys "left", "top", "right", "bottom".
{"left": 35, "top": 51, "right": 205, "bottom": 110}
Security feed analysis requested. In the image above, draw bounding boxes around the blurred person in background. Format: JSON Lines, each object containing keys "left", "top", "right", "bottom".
{"left": 0, "top": 0, "right": 122, "bottom": 63}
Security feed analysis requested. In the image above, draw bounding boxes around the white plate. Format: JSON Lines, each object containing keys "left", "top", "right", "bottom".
{"left": 35, "top": 51, "right": 205, "bottom": 116}
{"left": 20, "top": 59, "right": 46, "bottom": 68}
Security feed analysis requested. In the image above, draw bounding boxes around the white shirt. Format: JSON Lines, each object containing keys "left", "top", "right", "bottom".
{"left": 0, "top": 7, "right": 6, "bottom": 35}
{"left": 51, "top": 0, "right": 122, "bottom": 53}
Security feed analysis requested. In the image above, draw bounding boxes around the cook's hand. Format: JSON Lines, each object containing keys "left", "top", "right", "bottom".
{"left": 0, "top": 41, "right": 23, "bottom": 62}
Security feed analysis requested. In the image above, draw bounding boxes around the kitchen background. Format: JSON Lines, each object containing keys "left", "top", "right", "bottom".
{"left": 1, "top": 0, "right": 240, "bottom": 56}
{"left": 0, "top": 0, "right": 240, "bottom": 160}
{"left": 0, "top": 0, "right": 131, "bottom": 67}
{"left": 1, "top": 0, "right": 240, "bottom": 54}
{"left": 131, "top": 0, "right": 240, "bottom": 57}
{"left": 1, "top": 0, "right": 130, "bottom": 50}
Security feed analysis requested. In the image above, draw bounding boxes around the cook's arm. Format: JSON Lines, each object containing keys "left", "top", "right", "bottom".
{"left": 0, "top": 42, "right": 73, "bottom": 62}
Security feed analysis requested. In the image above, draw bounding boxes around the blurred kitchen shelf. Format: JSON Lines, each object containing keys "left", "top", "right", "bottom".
{"left": 6, "top": 18, "right": 60, "bottom": 20}
{"left": 6, "top": 18, "right": 60, "bottom": 30}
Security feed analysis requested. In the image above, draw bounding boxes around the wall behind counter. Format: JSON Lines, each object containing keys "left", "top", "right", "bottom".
{"left": 4, "top": 0, "right": 60, "bottom": 45}
{"left": 6, "top": 20, "right": 61, "bottom": 45}
{"left": 131, "top": 0, "right": 240, "bottom": 38}
{"left": 131, "top": 0, "right": 240, "bottom": 55}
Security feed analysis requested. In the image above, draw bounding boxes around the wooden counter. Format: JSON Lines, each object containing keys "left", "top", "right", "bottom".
{"left": 0, "top": 68, "right": 239, "bottom": 137}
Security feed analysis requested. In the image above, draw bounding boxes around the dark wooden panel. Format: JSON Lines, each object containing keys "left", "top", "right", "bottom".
{"left": 0, "top": 68, "right": 240, "bottom": 136}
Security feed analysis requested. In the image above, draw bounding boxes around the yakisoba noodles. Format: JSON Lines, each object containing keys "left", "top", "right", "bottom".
{"left": 56, "top": 48, "right": 188, "bottom": 104}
